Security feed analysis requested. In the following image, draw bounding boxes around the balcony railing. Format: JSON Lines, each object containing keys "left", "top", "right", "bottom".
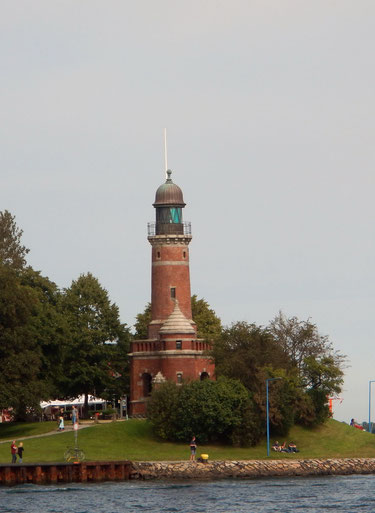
{"left": 147, "top": 222, "right": 192, "bottom": 237}
{"left": 132, "top": 339, "right": 212, "bottom": 353}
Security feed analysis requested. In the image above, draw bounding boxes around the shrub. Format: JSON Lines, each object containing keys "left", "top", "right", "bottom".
{"left": 102, "top": 408, "right": 117, "bottom": 416}
{"left": 146, "top": 381, "right": 181, "bottom": 440}
{"left": 147, "top": 378, "right": 262, "bottom": 446}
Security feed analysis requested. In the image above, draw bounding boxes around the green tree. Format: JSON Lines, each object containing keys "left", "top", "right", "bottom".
{"left": 253, "top": 367, "right": 306, "bottom": 436}
{"left": 268, "top": 311, "right": 345, "bottom": 370}
{"left": 190, "top": 295, "right": 222, "bottom": 339}
{"left": 302, "top": 355, "right": 344, "bottom": 424}
{"left": 212, "top": 321, "right": 291, "bottom": 391}
{"left": 61, "top": 273, "right": 128, "bottom": 416}
{"left": 134, "top": 303, "right": 151, "bottom": 339}
{"left": 0, "top": 210, "right": 29, "bottom": 270}
{"left": 147, "top": 378, "right": 261, "bottom": 446}
{"left": 211, "top": 318, "right": 344, "bottom": 434}
{"left": 0, "top": 264, "right": 42, "bottom": 420}
{"left": 268, "top": 312, "right": 345, "bottom": 426}
{"left": 99, "top": 328, "right": 132, "bottom": 404}
{"left": 145, "top": 381, "right": 181, "bottom": 440}
{"left": 0, "top": 213, "right": 67, "bottom": 418}
{"left": 20, "top": 267, "right": 69, "bottom": 399}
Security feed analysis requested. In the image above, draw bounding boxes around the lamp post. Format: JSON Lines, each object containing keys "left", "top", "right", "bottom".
{"left": 266, "top": 377, "right": 282, "bottom": 456}
{"left": 368, "top": 380, "right": 375, "bottom": 433}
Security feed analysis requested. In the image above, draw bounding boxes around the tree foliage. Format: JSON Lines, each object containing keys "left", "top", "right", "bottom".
{"left": 0, "top": 211, "right": 132, "bottom": 418}
{"left": 0, "top": 264, "right": 42, "bottom": 419}
{"left": 269, "top": 311, "right": 344, "bottom": 370}
{"left": 212, "top": 322, "right": 290, "bottom": 391}
{"left": 269, "top": 312, "right": 345, "bottom": 426}
{"left": 191, "top": 295, "right": 222, "bottom": 340}
{"left": 211, "top": 315, "right": 345, "bottom": 433}
{"left": 0, "top": 210, "right": 29, "bottom": 270}
{"left": 134, "top": 303, "right": 151, "bottom": 339}
{"left": 100, "top": 329, "right": 132, "bottom": 402}
{"left": 302, "top": 355, "right": 344, "bottom": 424}
{"left": 60, "top": 273, "right": 129, "bottom": 415}
{"left": 147, "top": 378, "right": 262, "bottom": 446}
{"left": 20, "top": 267, "right": 69, "bottom": 399}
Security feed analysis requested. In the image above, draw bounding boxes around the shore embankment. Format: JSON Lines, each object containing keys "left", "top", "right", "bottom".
{"left": 130, "top": 458, "right": 375, "bottom": 480}
{"left": 2, "top": 458, "right": 375, "bottom": 485}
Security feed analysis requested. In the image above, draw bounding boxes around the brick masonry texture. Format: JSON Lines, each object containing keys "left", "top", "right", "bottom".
{"left": 129, "top": 459, "right": 375, "bottom": 480}
{"left": 151, "top": 244, "right": 192, "bottom": 322}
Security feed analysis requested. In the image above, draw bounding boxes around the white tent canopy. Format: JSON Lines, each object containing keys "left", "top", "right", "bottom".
{"left": 40, "top": 395, "right": 106, "bottom": 409}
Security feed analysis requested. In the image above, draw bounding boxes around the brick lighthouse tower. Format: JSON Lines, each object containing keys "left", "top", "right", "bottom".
{"left": 129, "top": 170, "right": 214, "bottom": 415}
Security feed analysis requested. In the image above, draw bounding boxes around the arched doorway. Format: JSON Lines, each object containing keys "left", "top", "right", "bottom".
{"left": 200, "top": 372, "right": 209, "bottom": 381}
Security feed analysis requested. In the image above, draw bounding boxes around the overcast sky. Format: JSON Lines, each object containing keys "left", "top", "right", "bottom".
{"left": 1, "top": 1, "right": 374, "bottom": 424}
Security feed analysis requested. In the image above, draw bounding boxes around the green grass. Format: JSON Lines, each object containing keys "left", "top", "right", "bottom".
{"left": 0, "top": 421, "right": 57, "bottom": 441}
{"left": 0, "top": 419, "right": 374, "bottom": 464}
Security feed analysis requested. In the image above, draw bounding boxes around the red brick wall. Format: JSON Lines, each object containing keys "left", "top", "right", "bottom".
{"left": 150, "top": 244, "right": 192, "bottom": 322}
{"left": 130, "top": 353, "right": 215, "bottom": 415}
{"left": 160, "top": 356, "right": 215, "bottom": 381}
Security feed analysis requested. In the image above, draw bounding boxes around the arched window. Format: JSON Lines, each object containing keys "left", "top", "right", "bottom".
{"left": 142, "top": 373, "right": 152, "bottom": 397}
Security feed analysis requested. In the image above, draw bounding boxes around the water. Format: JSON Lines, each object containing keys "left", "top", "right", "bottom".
{"left": 1, "top": 475, "right": 375, "bottom": 513}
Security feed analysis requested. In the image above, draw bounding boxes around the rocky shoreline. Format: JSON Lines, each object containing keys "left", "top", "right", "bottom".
{"left": 130, "top": 458, "right": 375, "bottom": 480}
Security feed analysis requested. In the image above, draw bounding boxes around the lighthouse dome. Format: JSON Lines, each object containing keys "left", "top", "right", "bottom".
{"left": 153, "top": 170, "right": 186, "bottom": 207}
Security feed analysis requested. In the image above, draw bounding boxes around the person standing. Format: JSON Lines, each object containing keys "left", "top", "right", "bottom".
{"left": 72, "top": 406, "right": 77, "bottom": 425}
{"left": 189, "top": 436, "right": 197, "bottom": 461}
{"left": 58, "top": 416, "right": 65, "bottom": 431}
{"left": 18, "top": 442, "right": 24, "bottom": 463}
{"left": 11, "top": 441, "right": 17, "bottom": 464}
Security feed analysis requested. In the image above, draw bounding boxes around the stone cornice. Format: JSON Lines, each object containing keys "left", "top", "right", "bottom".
{"left": 129, "top": 351, "right": 209, "bottom": 358}
{"left": 148, "top": 234, "right": 192, "bottom": 247}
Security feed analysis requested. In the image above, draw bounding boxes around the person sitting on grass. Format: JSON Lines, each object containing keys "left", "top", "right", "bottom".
{"left": 272, "top": 441, "right": 281, "bottom": 452}
{"left": 280, "top": 441, "right": 290, "bottom": 452}
{"left": 288, "top": 441, "right": 299, "bottom": 453}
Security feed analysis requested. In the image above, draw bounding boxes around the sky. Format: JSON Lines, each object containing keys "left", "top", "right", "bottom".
{"left": 1, "top": 1, "right": 374, "bottom": 424}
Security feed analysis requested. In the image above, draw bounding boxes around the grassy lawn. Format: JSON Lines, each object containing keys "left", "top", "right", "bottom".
{"left": 0, "top": 421, "right": 57, "bottom": 442}
{"left": 0, "top": 419, "right": 374, "bottom": 464}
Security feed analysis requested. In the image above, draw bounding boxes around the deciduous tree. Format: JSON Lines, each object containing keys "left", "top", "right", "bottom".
{"left": 0, "top": 264, "right": 42, "bottom": 419}
{"left": 268, "top": 311, "right": 345, "bottom": 370}
{"left": 0, "top": 210, "right": 29, "bottom": 270}
{"left": 134, "top": 303, "right": 151, "bottom": 339}
{"left": 147, "top": 378, "right": 262, "bottom": 446}
{"left": 20, "top": 267, "right": 69, "bottom": 399}
{"left": 190, "top": 295, "right": 222, "bottom": 340}
{"left": 61, "top": 273, "right": 129, "bottom": 416}
{"left": 212, "top": 321, "right": 290, "bottom": 391}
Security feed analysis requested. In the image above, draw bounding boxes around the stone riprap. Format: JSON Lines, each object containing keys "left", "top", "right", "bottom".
{"left": 130, "top": 459, "right": 375, "bottom": 480}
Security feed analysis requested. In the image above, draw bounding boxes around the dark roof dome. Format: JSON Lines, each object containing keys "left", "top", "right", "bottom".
{"left": 153, "top": 170, "right": 186, "bottom": 207}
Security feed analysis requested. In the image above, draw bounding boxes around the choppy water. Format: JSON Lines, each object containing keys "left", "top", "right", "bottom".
{"left": 1, "top": 475, "right": 375, "bottom": 513}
